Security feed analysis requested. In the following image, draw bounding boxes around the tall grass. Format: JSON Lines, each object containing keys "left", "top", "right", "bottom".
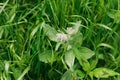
{"left": 0, "top": 0, "right": 120, "bottom": 80}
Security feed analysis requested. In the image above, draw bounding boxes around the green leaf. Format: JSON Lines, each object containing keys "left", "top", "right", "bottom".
{"left": 92, "top": 68, "right": 119, "bottom": 78}
{"left": 72, "top": 21, "right": 81, "bottom": 34}
{"left": 89, "top": 71, "right": 93, "bottom": 80}
{"left": 75, "top": 70, "right": 85, "bottom": 79}
{"left": 80, "top": 57, "right": 90, "bottom": 72}
{"left": 42, "top": 22, "right": 58, "bottom": 42}
{"left": 65, "top": 50, "right": 75, "bottom": 69}
{"left": 90, "top": 56, "right": 98, "bottom": 70}
{"left": 5, "top": 61, "right": 9, "bottom": 73}
{"left": 69, "top": 32, "right": 83, "bottom": 47}
{"left": 115, "top": 55, "right": 120, "bottom": 66}
{"left": 0, "top": 61, "right": 4, "bottom": 71}
{"left": 107, "top": 10, "right": 120, "bottom": 23}
{"left": 78, "top": 47, "right": 95, "bottom": 59}
{"left": 39, "top": 50, "right": 53, "bottom": 63}
{"left": 73, "top": 48, "right": 91, "bottom": 71}
{"left": 61, "top": 70, "right": 74, "bottom": 80}
{"left": 96, "top": 24, "right": 112, "bottom": 31}
{"left": 0, "top": 28, "right": 4, "bottom": 39}
{"left": 17, "top": 66, "right": 30, "bottom": 80}
{"left": 12, "top": 67, "right": 22, "bottom": 80}
{"left": 97, "top": 43, "right": 114, "bottom": 50}
{"left": 55, "top": 42, "right": 62, "bottom": 51}
{"left": 30, "top": 24, "right": 40, "bottom": 41}
{"left": 0, "top": 0, "right": 9, "bottom": 14}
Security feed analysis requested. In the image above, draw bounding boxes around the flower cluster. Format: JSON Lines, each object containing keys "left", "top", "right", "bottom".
{"left": 55, "top": 27, "right": 77, "bottom": 50}
{"left": 56, "top": 33, "right": 68, "bottom": 42}
{"left": 56, "top": 27, "right": 76, "bottom": 43}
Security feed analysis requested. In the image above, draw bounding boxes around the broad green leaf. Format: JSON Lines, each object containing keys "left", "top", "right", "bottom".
{"left": 69, "top": 32, "right": 83, "bottom": 47}
{"left": 78, "top": 47, "right": 95, "bottom": 59}
{"left": 92, "top": 68, "right": 119, "bottom": 78}
{"left": 61, "top": 70, "right": 74, "bottom": 80}
{"left": 42, "top": 22, "right": 58, "bottom": 42}
{"left": 73, "top": 48, "right": 91, "bottom": 71}
{"left": 80, "top": 57, "right": 91, "bottom": 72}
{"left": 39, "top": 50, "right": 55, "bottom": 63}
{"left": 65, "top": 50, "right": 75, "bottom": 69}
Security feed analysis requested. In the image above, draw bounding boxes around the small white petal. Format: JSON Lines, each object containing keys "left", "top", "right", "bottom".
{"left": 56, "top": 33, "right": 68, "bottom": 42}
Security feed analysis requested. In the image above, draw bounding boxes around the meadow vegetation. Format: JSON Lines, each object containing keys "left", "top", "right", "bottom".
{"left": 0, "top": 0, "right": 120, "bottom": 80}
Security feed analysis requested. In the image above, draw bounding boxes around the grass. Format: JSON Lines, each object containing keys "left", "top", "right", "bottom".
{"left": 0, "top": 0, "right": 120, "bottom": 80}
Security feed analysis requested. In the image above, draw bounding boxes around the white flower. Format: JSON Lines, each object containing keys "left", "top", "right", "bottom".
{"left": 56, "top": 33, "right": 68, "bottom": 42}
{"left": 66, "top": 27, "right": 75, "bottom": 35}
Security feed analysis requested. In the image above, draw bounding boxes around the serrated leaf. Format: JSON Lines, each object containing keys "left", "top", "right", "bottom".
{"left": 65, "top": 50, "right": 75, "bottom": 69}
{"left": 42, "top": 22, "right": 58, "bottom": 42}
{"left": 92, "top": 68, "right": 119, "bottom": 78}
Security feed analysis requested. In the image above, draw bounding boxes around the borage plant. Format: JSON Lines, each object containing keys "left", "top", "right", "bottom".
{"left": 39, "top": 21, "right": 119, "bottom": 80}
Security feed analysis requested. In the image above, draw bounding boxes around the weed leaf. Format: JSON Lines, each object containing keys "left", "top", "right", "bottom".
{"left": 42, "top": 22, "right": 58, "bottom": 42}
{"left": 65, "top": 50, "right": 75, "bottom": 69}
{"left": 78, "top": 47, "right": 95, "bottom": 59}
{"left": 73, "top": 48, "right": 91, "bottom": 71}
{"left": 69, "top": 32, "right": 83, "bottom": 47}
{"left": 92, "top": 68, "right": 119, "bottom": 78}
{"left": 39, "top": 50, "right": 52, "bottom": 63}
{"left": 61, "top": 70, "right": 73, "bottom": 80}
